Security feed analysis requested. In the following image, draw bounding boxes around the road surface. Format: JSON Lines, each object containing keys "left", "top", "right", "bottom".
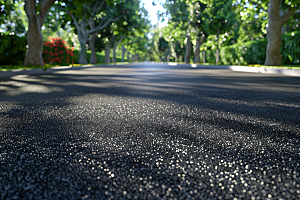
{"left": 0, "top": 63, "right": 300, "bottom": 199}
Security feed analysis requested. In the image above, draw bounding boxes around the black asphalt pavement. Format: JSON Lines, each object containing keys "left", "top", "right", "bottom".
{"left": 1, "top": 62, "right": 300, "bottom": 200}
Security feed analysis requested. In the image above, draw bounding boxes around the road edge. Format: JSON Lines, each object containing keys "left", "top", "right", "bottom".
{"left": 1, "top": 63, "right": 300, "bottom": 78}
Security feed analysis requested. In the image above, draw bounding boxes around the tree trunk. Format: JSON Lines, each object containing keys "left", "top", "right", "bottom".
{"left": 202, "top": 50, "right": 206, "bottom": 64}
{"left": 184, "top": 35, "right": 191, "bottom": 64}
{"left": 24, "top": 0, "right": 55, "bottom": 66}
{"left": 63, "top": 1, "right": 125, "bottom": 65}
{"left": 264, "top": 0, "right": 294, "bottom": 66}
{"left": 89, "top": 18, "right": 97, "bottom": 64}
{"left": 78, "top": 36, "right": 88, "bottom": 64}
{"left": 77, "top": 19, "right": 89, "bottom": 64}
{"left": 89, "top": 33, "right": 97, "bottom": 64}
{"left": 164, "top": 47, "right": 171, "bottom": 62}
{"left": 127, "top": 52, "right": 130, "bottom": 62}
{"left": 122, "top": 45, "right": 127, "bottom": 62}
{"left": 216, "top": 27, "right": 220, "bottom": 64}
{"left": 112, "top": 36, "right": 124, "bottom": 63}
{"left": 180, "top": 55, "right": 182, "bottom": 62}
{"left": 104, "top": 46, "right": 111, "bottom": 63}
{"left": 112, "top": 46, "right": 117, "bottom": 63}
{"left": 24, "top": 15, "right": 44, "bottom": 66}
{"left": 132, "top": 54, "right": 135, "bottom": 62}
{"left": 194, "top": 36, "right": 201, "bottom": 63}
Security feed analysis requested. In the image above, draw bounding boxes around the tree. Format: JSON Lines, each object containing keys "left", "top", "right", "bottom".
{"left": 149, "top": 25, "right": 162, "bottom": 62}
{"left": 163, "top": 0, "right": 191, "bottom": 63}
{"left": 0, "top": 1, "right": 26, "bottom": 36}
{"left": 42, "top": 5, "right": 72, "bottom": 39}
{"left": 91, "top": 0, "right": 147, "bottom": 64}
{"left": 88, "top": 0, "right": 125, "bottom": 64}
{"left": 158, "top": 37, "right": 170, "bottom": 62}
{"left": 59, "top": 0, "right": 125, "bottom": 64}
{"left": 1, "top": 0, "right": 15, "bottom": 25}
{"left": 118, "top": 3, "right": 150, "bottom": 63}
{"left": 184, "top": 33, "right": 192, "bottom": 64}
{"left": 201, "top": 0, "right": 237, "bottom": 64}
{"left": 265, "top": 0, "right": 298, "bottom": 65}
{"left": 174, "top": 41, "right": 184, "bottom": 62}
{"left": 241, "top": 0, "right": 299, "bottom": 66}
{"left": 162, "top": 21, "right": 186, "bottom": 62}
{"left": 188, "top": 1, "right": 209, "bottom": 63}
{"left": 124, "top": 36, "right": 143, "bottom": 61}
{"left": 23, "top": 0, "right": 55, "bottom": 66}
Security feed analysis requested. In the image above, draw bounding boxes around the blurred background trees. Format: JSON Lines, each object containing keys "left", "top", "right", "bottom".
{"left": 0, "top": 0, "right": 299, "bottom": 66}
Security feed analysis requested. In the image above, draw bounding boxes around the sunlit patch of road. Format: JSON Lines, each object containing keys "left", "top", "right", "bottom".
{"left": 0, "top": 63, "right": 300, "bottom": 199}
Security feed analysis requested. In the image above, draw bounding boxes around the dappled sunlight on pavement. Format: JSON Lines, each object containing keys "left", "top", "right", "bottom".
{"left": 0, "top": 63, "right": 300, "bottom": 199}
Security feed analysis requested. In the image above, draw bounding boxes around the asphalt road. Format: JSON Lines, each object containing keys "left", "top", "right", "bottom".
{"left": 0, "top": 62, "right": 300, "bottom": 200}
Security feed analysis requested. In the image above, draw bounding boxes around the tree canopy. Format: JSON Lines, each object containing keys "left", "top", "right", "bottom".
{"left": 0, "top": 0, "right": 299, "bottom": 66}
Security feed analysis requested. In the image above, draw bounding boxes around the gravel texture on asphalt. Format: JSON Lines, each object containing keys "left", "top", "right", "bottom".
{"left": 0, "top": 63, "right": 300, "bottom": 200}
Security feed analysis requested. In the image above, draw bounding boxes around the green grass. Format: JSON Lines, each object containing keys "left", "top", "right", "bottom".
{"left": 2, "top": 63, "right": 300, "bottom": 71}
{"left": 246, "top": 64, "right": 300, "bottom": 69}
{"left": 264, "top": 65, "right": 300, "bottom": 70}
{"left": 1, "top": 53, "right": 300, "bottom": 72}
{"left": 0, "top": 49, "right": 128, "bottom": 71}
{"left": 0, "top": 64, "right": 55, "bottom": 71}
{"left": 72, "top": 50, "right": 123, "bottom": 64}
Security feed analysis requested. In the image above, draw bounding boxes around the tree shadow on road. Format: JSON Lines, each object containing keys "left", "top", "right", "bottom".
{"left": 1, "top": 66, "right": 300, "bottom": 199}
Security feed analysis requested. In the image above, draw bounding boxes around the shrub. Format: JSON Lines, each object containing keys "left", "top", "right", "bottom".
{"left": 206, "top": 49, "right": 217, "bottom": 64}
{"left": 281, "top": 31, "right": 300, "bottom": 64}
{"left": 219, "top": 39, "right": 267, "bottom": 65}
{"left": 204, "top": 31, "right": 300, "bottom": 65}
{"left": 42, "top": 37, "right": 74, "bottom": 65}
{"left": 0, "top": 33, "right": 27, "bottom": 65}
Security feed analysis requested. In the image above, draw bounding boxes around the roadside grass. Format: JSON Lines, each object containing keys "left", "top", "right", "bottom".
{"left": 194, "top": 63, "right": 300, "bottom": 69}
{"left": 193, "top": 62, "right": 300, "bottom": 69}
{"left": 257, "top": 65, "right": 300, "bottom": 70}
{"left": 0, "top": 64, "right": 56, "bottom": 71}
{"left": 1, "top": 51, "right": 300, "bottom": 72}
{"left": 0, "top": 50, "right": 128, "bottom": 71}
{"left": 168, "top": 62, "right": 300, "bottom": 69}
{"left": 2, "top": 63, "right": 300, "bottom": 71}
{"left": 0, "top": 62, "right": 129, "bottom": 72}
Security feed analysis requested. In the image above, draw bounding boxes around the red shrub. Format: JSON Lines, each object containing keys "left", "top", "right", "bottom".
{"left": 42, "top": 37, "right": 74, "bottom": 65}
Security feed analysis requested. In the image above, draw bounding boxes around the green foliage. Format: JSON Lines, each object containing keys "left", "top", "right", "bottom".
{"left": 219, "top": 39, "right": 268, "bottom": 65}
{"left": 163, "top": 0, "right": 190, "bottom": 44}
{"left": 71, "top": 50, "right": 123, "bottom": 64}
{"left": 148, "top": 26, "right": 163, "bottom": 62}
{"left": 205, "top": 50, "right": 217, "bottom": 64}
{"left": 0, "top": 1, "right": 26, "bottom": 35}
{"left": 203, "top": 31, "right": 300, "bottom": 65}
{"left": 239, "top": 0, "right": 299, "bottom": 34}
{"left": 281, "top": 31, "right": 300, "bottom": 64}
{"left": 164, "top": 0, "right": 189, "bottom": 24}
{"left": 174, "top": 40, "right": 184, "bottom": 58}
{"left": 201, "top": 0, "right": 237, "bottom": 35}
{"left": 43, "top": 5, "right": 71, "bottom": 38}
{"left": 158, "top": 37, "right": 169, "bottom": 52}
{"left": 0, "top": 33, "right": 27, "bottom": 65}
{"left": 237, "top": 0, "right": 268, "bottom": 35}
{"left": 0, "top": 0, "right": 15, "bottom": 25}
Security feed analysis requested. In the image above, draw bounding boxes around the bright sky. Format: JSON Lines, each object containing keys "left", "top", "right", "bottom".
{"left": 140, "top": 0, "right": 168, "bottom": 27}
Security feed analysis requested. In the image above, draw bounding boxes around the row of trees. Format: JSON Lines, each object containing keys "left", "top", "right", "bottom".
{"left": 150, "top": 0, "right": 299, "bottom": 66}
{"left": 1, "top": 0, "right": 299, "bottom": 66}
{"left": 1, "top": 0, "right": 150, "bottom": 66}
